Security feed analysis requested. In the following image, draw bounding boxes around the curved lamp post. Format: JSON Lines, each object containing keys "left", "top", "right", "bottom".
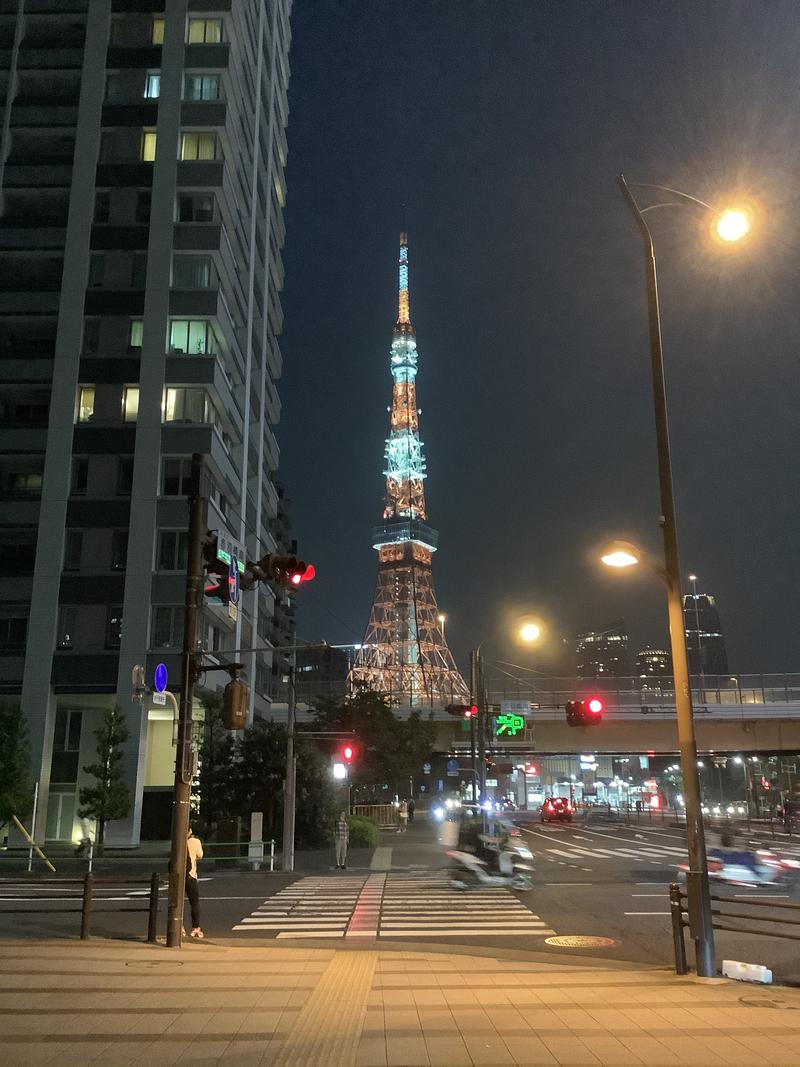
{"left": 612, "top": 175, "right": 751, "bottom": 977}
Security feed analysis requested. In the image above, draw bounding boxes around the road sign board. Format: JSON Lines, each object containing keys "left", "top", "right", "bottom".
{"left": 229, "top": 547, "right": 241, "bottom": 605}
{"left": 501, "top": 700, "right": 531, "bottom": 714}
{"left": 422, "top": 762, "right": 431, "bottom": 774}
{"left": 152, "top": 691, "right": 167, "bottom": 706}
{"left": 446, "top": 758, "right": 458, "bottom": 778}
{"left": 154, "top": 662, "right": 168, "bottom": 693}
{"left": 216, "top": 530, "right": 245, "bottom": 573}
{"left": 496, "top": 713, "right": 526, "bottom": 736}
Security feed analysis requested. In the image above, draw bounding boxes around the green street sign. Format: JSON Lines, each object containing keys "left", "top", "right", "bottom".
{"left": 496, "top": 713, "right": 525, "bottom": 736}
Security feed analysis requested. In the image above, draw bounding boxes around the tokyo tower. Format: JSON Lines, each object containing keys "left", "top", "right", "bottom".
{"left": 350, "top": 233, "right": 469, "bottom": 706}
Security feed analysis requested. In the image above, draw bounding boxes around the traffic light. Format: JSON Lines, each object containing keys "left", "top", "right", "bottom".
{"left": 240, "top": 553, "right": 316, "bottom": 591}
{"left": 202, "top": 530, "right": 231, "bottom": 603}
{"left": 445, "top": 704, "right": 478, "bottom": 718}
{"left": 565, "top": 697, "right": 605, "bottom": 727}
{"left": 223, "top": 679, "right": 249, "bottom": 730}
{"left": 340, "top": 742, "right": 357, "bottom": 764}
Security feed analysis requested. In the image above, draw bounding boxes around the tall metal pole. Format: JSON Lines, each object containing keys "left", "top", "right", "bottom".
{"left": 166, "top": 453, "right": 204, "bottom": 948}
{"left": 282, "top": 647, "right": 297, "bottom": 871}
{"left": 690, "top": 575, "right": 706, "bottom": 698}
{"left": 469, "top": 649, "right": 478, "bottom": 801}
{"left": 618, "top": 175, "right": 715, "bottom": 977}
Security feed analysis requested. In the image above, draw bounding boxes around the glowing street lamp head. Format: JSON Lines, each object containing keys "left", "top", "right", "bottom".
{"left": 600, "top": 540, "right": 641, "bottom": 569}
{"left": 715, "top": 208, "right": 750, "bottom": 243}
{"left": 519, "top": 622, "right": 541, "bottom": 643}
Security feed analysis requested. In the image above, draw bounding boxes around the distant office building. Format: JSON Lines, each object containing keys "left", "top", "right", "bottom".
{"left": 683, "top": 590, "right": 729, "bottom": 676}
{"left": 635, "top": 646, "right": 672, "bottom": 679}
{"left": 575, "top": 619, "right": 629, "bottom": 678}
{"left": 2, "top": 3, "right": 293, "bottom": 846}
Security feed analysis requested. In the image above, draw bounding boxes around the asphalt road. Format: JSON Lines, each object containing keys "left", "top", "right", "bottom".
{"left": 2, "top": 815, "right": 799, "bottom": 984}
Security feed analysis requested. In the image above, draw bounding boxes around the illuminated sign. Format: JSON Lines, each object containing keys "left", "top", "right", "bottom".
{"left": 496, "top": 713, "right": 525, "bottom": 736}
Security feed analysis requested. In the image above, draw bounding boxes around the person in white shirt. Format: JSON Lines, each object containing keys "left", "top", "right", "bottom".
{"left": 185, "top": 828, "right": 204, "bottom": 939}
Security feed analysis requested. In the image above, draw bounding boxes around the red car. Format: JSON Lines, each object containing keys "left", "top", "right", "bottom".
{"left": 540, "top": 797, "right": 573, "bottom": 823}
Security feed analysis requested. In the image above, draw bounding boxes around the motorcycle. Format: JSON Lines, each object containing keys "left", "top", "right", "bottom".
{"left": 447, "top": 837, "right": 534, "bottom": 891}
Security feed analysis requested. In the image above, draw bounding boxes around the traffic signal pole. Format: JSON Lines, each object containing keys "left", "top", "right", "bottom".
{"left": 282, "top": 647, "right": 297, "bottom": 872}
{"left": 166, "top": 453, "right": 204, "bottom": 948}
{"left": 469, "top": 649, "right": 478, "bottom": 802}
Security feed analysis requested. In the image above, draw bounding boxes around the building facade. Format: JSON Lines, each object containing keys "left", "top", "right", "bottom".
{"left": 683, "top": 590, "right": 729, "bottom": 677}
{"left": 634, "top": 645, "right": 672, "bottom": 680}
{"left": 574, "top": 619, "right": 629, "bottom": 678}
{"left": 1, "top": 1, "right": 293, "bottom": 845}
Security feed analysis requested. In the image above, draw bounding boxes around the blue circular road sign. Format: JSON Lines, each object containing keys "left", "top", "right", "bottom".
{"left": 154, "top": 663, "right": 168, "bottom": 693}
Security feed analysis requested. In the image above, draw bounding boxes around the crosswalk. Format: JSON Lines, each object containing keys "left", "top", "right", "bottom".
{"left": 232, "top": 871, "right": 555, "bottom": 940}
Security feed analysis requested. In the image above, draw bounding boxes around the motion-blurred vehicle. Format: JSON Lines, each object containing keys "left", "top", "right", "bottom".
{"left": 540, "top": 797, "right": 573, "bottom": 823}
{"left": 448, "top": 832, "right": 534, "bottom": 891}
{"left": 678, "top": 848, "right": 800, "bottom": 890}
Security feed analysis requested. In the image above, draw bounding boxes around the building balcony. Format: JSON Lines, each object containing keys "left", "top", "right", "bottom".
{"left": 0, "top": 228, "right": 67, "bottom": 250}
{"left": 10, "top": 104, "right": 78, "bottom": 128}
{"left": 2, "top": 163, "right": 73, "bottom": 187}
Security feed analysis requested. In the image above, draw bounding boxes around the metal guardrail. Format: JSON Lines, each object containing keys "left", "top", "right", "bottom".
{"left": 0, "top": 874, "right": 162, "bottom": 942}
{"left": 669, "top": 881, "right": 800, "bottom": 974}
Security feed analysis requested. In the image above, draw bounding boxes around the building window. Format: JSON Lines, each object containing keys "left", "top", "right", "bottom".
{"left": 77, "top": 386, "right": 95, "bottom": 422}
{"left": 64, "top": 530, "right": 82, "bottom": 571}
{"left": 163, "top": 387, "right": 210, "bottom": 424}
{"left": 136, "top": 191, "right": 151, "bottom": 224}
{"left": 117, "top": 457, "right": 134, "bottom": 496}
{"left": 129, "top": 320, "right": 143, "bottom": 349}
{"left": 144, "top": 72, "right": 161, "bottom": 99}
{"left": 130, "top": 252, "right": 147, "bottom": 288}
{"left": 157, "top": 530, "right": 188, "bottom": 571}
{"left": 88, "top": 254, "right": 104, "bottom": 288}
{"left": 122, "top": 386, "right": 139, "bottom": 422}
{"left": 178, "top": 193, "right": 214, "bottom": 222}
{"left": 172, "top": 255, "right": 212, "bottom": 288}
{"left": 0, "top": 617, "right": 27, "bottom": 650}
{"left": 187, "top": 18, "right": 223, "bottom": 43}
{"left": 94, "top": 191, "right": 110, "bottom": 223}
{"left": 141, "top": 131, "right": 157, "bottom": 162}
{"left": 184, "top": 74, "right": 220, "bottom": 101}
{"left": 151, "top": 606, "right": 183, "bottom": 649}
{"left": 151, "top": 17, "right": 165, "bottom": 45}
{"left": 168, "top": 319, "right": 218, "bottom": 355}
{"left": 161, "top": 457, "right": 192, "bottom": 496}
{"left": 180, "top": 132, "right": 217, "bottom": 161}
{"left": 83, "top": 318, "right": 100, "bottom": 354}
{"left": 71, "top": 458, "right": 88, "bottom": 495}
{"left": 51, "top": 708, "right": 82, "bottom": 784}
{"left": 105, "top": 606, "right": 123, "bottom": 649}
{"left": 10, "top": 471, "right": 42, "bottom": 493}
{"left": 111, "top": 530, "right": 128, "bottom": 571}
{"left": 56, "top": 606, "right": 77, "bottom": 650}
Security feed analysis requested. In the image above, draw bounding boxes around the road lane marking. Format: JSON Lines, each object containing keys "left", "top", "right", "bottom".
{"left": 624, "top": 911, "right": 670, "bottom": 916}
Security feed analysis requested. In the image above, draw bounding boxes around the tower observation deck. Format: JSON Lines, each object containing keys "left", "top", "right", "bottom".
{"left": 349, "top": 233, "right": 469, "bottom": 707}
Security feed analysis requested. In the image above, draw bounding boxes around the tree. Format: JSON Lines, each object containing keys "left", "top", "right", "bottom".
{"left": 194, "top": 690, "right": 234, "bottom": 836}
{"left": 78, "top": 706, "right": 131, "bottom": 851}
{"left": 313, "top": 690, "right": 437, "bottom": 799}
{"left": 224, "top": 720, "right": 335, "bottom": 849}
{"left": 0, "top": 700, "right": 33, "bottom": 827}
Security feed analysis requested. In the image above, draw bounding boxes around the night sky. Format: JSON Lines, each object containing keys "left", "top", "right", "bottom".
{"left": 278, "top": 0, "right": 800, "bottom": 678}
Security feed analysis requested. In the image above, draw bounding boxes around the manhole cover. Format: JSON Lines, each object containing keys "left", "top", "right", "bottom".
{"left": 545, "top": 935, "right": 616, "bottom": 948}
{"left": 740, "top": 994, "right": 795, "bottom": 1009}
{"left": 126, "top": 960, "right": 185, "bottom": 969}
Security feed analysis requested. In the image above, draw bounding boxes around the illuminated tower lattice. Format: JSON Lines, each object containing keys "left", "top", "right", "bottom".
{"left": 350, "top": 233, "right": 469, "bottom": 706}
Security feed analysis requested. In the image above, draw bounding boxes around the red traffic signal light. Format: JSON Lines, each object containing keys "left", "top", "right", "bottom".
{"left": 565, "top": 697, "right": 604, "bottom": 726}
{"left": 289, "top": 561, "right": 315, "bottom": 586}
{"left": 341, "top": 743, "right": 356, "bottom": 763}
{"left": 587, "top": 697, "right": 604, "bottom": 718}
{"left": 445, "top": 704, "right": 478, "bottom": 718}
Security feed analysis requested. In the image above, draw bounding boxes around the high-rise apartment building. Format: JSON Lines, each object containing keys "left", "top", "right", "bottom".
{"left": 574, "top": 619, "right": 629, "bottom": 678}
{"left": 683, "top": 589, "right": 729, "bottom": 676}
{"left": 634, "top": 645, "right": 672, "bottom": 680}
{"left": 1, "top": 1, "right": 293, "bottom": 845}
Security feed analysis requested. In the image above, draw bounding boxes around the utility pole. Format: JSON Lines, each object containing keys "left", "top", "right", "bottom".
{"left": 469, "top": 649, "right": 478, "bottom": 802}
{"left": 166, "top": 453, "right": 204, "bottom": 948}
{"left": 282, "top": 646, "right": 297, "bottom": 872}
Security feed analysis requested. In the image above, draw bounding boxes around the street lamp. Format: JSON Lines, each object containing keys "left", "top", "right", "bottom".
{"left": 610, "top": 174, "right": 751, "bottom": 977}
{"left": 520, "top": 622, "right": 541, "bottom": 643}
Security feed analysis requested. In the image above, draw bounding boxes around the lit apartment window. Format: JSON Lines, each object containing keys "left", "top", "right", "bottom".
{"left": 144, "top": 73, "right": 161, "bottom": 99}
{"left": 152, "top": 605, "right": 183, "bottom": 648}
{"left": 122, "top": 386, "right": 139, "bottom": 422}
{"left": 187, "top": 18, "right": 222, "bottom": 43}
{"left": 184, "top": 74, "right": 220, "bottom": 101}
{"left": 157, "top": 530, "right": 188, "bottom": 571}
{"left": 163, "top": 387, "right": 209, "bottom": 423}
{"left": 129, "top": 320, "right": 143, "bottom": 349}
{"left": 172, "top": 255, "right": 212, "bottom": 288}
{"left": 168, "top": 319, "right": 218, "bottom": 354}
{"left": 141, "top": 131, "right": 157, "bottom": 161}
{"left": 152, "top": 17, "right": 165, "bottom": 44}
{"left": 77, "top": 386, "right": 95, "bottom": 422}
{"left": 180, "top": 132, "right": 217, "bottom": 161}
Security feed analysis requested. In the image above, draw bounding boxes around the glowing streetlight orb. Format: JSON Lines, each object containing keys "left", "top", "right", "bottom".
{"left": 519, "top": 622, "right": 541, "bottom": 643}
{"left": 715, "top": 208, "right": 750, "bottom": 243}
{"left": 600, "top": 541, "right": 641, "bottom": 568}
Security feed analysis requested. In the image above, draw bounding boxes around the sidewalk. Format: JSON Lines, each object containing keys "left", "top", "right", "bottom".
{"left": 3, "top": 938, "right": 800, "bottom": 1065}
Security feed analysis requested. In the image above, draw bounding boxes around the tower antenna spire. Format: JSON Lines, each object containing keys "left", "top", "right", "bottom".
{"left": 397, "top": 228, "right": 411, "bottom": 327}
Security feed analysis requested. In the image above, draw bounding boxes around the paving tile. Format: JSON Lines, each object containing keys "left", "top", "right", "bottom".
{"left": 357, "top": 1035, "right": 388, "bottom": 1066}
{"left": 653, "top": 1035, "right": 727, "bottom": 1065}
{"left": 386, "top": 1034, "right": 430, "bottom": 1065}
{"left": 501, "top": 1035, "right": 559, "bottom": 1065}
{"left": 422, "top": 1034, "right": 473, "bottom": 1065}
{"left": 463, "top": 1033, "right": 516, "bottom": 1064}
{"left": 695, "top": 1034, "right": 763, "bottom": 1065}
{"left": 539, "top": 1035, "right": 601, "bottom": 1065}
{"left": 577, "top": 1036, "right": 644, "bottom": 1065}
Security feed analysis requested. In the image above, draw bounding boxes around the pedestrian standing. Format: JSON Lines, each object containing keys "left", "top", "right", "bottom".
{"left": 407, "top": 798, "right": 415, "bottom": 824}
{"left": 334, "top": 810, "right": 349, "bottom": 869}
{"left": 74, "top": 816, "right": 93, "bottom": 857}
{"left": 397, "top": 799, "right": 408, "bottom": 833}
{"left": 184, "top": 828, "right": 204, "bottom": 939}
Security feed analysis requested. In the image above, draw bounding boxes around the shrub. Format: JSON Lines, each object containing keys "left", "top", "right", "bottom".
{"left": 347, "top": 814, "right": 379, "bottom": 848}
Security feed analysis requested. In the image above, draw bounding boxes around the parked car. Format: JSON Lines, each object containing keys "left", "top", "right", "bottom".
{"left": 540, "top": 797, "right": 573, "bottom": 823}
